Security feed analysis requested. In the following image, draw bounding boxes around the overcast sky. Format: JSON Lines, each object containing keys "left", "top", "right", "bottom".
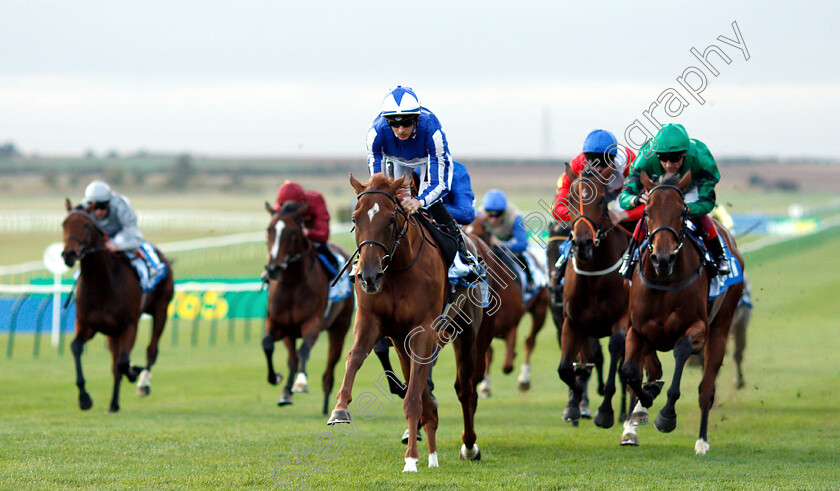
{"left": 1, "top": 1, "right": 838, "bottom": 159}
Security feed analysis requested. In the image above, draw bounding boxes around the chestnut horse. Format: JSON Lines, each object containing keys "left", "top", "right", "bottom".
{"left": 262, "top": 202, "right": 354, "bottom": 414}
{"left": 465, "top": 216, "right": 549, "bottom": 395}
{"left": 620, "top": 171, "right": 744, "bottom": 454}
{"left": 327, "top": 173, "right": 493, "bottom": 472}
{"left": 557, "top": 163, "right": 636, "bottom": 430}
{"left": 62, "top": 201, "right": 174, "bottom": 412}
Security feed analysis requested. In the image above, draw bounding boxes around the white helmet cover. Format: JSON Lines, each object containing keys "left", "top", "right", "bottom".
{"left": 381, "top": 86, "right": 421, "bottom": 120}
{"left": 84, "top": 180, "right": 112, "bottom": 204}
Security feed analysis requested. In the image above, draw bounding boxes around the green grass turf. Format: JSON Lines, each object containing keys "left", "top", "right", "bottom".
{"left": 1, "top": 227, "right": 839, "bottom": 488}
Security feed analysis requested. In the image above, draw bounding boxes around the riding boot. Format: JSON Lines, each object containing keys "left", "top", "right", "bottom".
{"left": 315, "top": 242, "right": 339, "bottom": 281}
{"left": 446, "top": 219, "right": 483, "bottom": 282}
{"left": 705, "top": 235, "right": 731, "bottom": 276}
{"left": 516, "top": 252, "right": 534, "bottom": 291}
{"left": 619, "top": 238, "right": 639, "bottom": 280}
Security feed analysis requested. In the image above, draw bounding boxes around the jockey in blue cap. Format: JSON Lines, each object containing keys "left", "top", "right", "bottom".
{"left": 480, "top": 189, "right": 534, "bottom": 289}
{"left": 367, "top": 86, "right": 482, "bottom": 281}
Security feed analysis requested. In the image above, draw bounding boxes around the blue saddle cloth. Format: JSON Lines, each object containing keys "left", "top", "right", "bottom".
{"left": 683, "top": 223, "right": 744, "bottom": 300}
{"left": 318, "top": 250, "right": 352, "bottom": 303}
{"left": 128, "top": 242, "right": 168, "bottom": 293}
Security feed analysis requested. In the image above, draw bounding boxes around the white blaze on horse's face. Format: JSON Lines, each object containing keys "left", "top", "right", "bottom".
{"left": 270, "top": 220, "right": 285, "bottom": 259}
{"left": 367, "top": 203, "right": 380, "bottom": 222}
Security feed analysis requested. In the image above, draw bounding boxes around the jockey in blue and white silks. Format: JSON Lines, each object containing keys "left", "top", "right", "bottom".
{"left": 366, "top": 86, "right": 482, "bottom": 282}
{"left": 414, "top": 161, "right": 476, "bottom": 226}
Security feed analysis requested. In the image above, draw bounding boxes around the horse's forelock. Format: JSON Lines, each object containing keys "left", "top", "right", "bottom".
{"left": 368, "top": 173, "right": 395, "bottom": 191}
{"left": 281, "top": 202, "right": 306, "bottom": 215}
{"left": 659, "top": 173, "right": 681, "bottom": 186}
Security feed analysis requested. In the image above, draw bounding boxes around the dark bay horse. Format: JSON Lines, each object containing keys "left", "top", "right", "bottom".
{"left": 62, "top": 201, "right": 174, "bottom": 412}
{"left": 546, "top": 221, "right": 607, "bottom": 416}
{"left": 327, "top": 173, "right": 493, "bottom": 472}
{"left": 262, "top": 202, "right": 354, "bottom": 414}
{"left": 557, "top": 163, "right": 635, "bottom": 430}
{"left": 464, "top": 216, "right": 549, "bottom": 395}
{"left": 620, "top": 171, "right": 744, "bottom": 454}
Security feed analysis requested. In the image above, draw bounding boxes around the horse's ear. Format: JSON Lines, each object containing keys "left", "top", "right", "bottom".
{"left": 391, "top": 175, "right": 407, "bottom": 195}
{"left": 65, "top": 198, "right": 72, "bottom": 211}
{"left": 265, "top": 201, "right": 276, "bottom": 215}
{"left": 564, "top": 162, "right": 578, "bottom": 184}
{"left": 640, "top": 171, "right": 655, "bottom": 191}
{"left": 349, "top": 173, "right": 365, "bottom": 194}
{"left": 677, "top": 170, "right": 692, "bottom": 192}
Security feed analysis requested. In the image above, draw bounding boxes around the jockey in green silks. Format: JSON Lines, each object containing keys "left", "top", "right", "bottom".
{"left": 618, "top": 123, "right": 731, "bottom": 278}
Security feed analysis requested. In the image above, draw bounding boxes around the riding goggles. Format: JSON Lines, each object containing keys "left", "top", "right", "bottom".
{"left": 386, "top": 116, "right": 418, "bottom": 128}
{"left": 657, "top": 152, "right": 685, "bottom": 164}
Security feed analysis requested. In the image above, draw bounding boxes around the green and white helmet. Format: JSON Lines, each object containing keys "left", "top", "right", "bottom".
{"left": 83, "top": 180, "right": 112, "bottom": 204}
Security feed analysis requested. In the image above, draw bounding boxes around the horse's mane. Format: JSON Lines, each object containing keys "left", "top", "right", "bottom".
{"left": 281, "top": 202, "right": 307, "bottom": 215}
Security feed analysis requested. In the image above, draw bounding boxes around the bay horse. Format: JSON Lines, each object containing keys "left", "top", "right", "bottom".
{"left": 61, "top": 200, "right": 174, "bottom": 412}
{"left": 620, "top": 171, "right": 744, "bottom": 454}
{"left": 546, "top": 221, "right": 608, "bottom": 417}
{"left": 262, "top": 202, "right": 354, "bottom": 414}
{"left": 464, "top": 215, "right": 549, "bottom": 395}
{"left": 557, "top": 163, "right": 636, "bottom": 430}
{"left": 327, "top": 173, "right": 493, "bottom": 472}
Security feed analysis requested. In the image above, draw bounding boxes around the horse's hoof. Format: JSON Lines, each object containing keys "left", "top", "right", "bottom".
{"left": 137, "top": 369, "right": 152, "bottom": 396}
{"left": 502, "top": 364, "right": 514, "bottom": 375}
{"left": 654, "top": 411, "right": 677, "bottom": 433}
{"left": 517, "top": 380, "right": 531, "bottom": 391}
{"left": 580, "top": 404, "right": 592, "bottom": 419}
{"left": 326, "top": 409, "right": 351, "bottom": 425}
{"left": 276, "top": 395, "right": 293, "bottom": 406}
{"left": 291, "top": 373, "right": 309, "bottom": 393}
{"left": 735, "top": 377, "right": 745, "bottom": 390}
{"left": 79, "top": 393, "right": 93, "bottom": 411}
{"left": 401, "top": 428, "right": 422, "bottom": 445}
{"left": 593, "top": 409, "right": 614, "bottom": 429}
{"left": 562, "top": 405, "right": 580, "bottom": 422}
{"left": 477, "top": 379, "right": 491, "bottom": 399}
{"left": 428, "top": 451, "right": 438, "bottom": 468}
{"left": 695, "top": 438, "right": 710, "bottom": 455}
{"left": 628, "top": 404, "right": 649, "bottom": 426}
{"left": 268, "top": 372, "right": 282, "bottom": 386}
{"left": 459, "top": 443, "right": 481, "bottom": 461}
{"left": 108, "top": 404, "right": 120, "bottom": 413}
{"left": 403, "top": 457, "right": 418, "bottom": 472}
{"left": 620, "top": 433, "right": 639, "bottom": 446}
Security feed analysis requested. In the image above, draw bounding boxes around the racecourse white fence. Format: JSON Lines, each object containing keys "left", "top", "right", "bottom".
{"left": 0, "top": 210, "right": 270, "bottom": 234}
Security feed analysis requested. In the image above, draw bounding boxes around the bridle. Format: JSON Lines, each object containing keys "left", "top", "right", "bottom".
{"left": 569, "top": 175, "right": 620, "bottom": 247}
{"left": 266, "top": 213, "right": 315, "bottom": 280}
{"left": 63, "top": 210, "right": 105, "bottom": 261}
{"left": 351, "top": 189, "right": 427, "bottom": 273}
{"left": 644, "top": 184, "right": 688, "bottom": 255}
{"left": 639, "top": 184, "right": 703, "bottom": 291}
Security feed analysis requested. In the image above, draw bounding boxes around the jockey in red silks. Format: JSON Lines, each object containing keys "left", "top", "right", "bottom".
{"left": 273, "top": 180, "right": 339, "bottom": 275}
{"left": 548, "top": 130, "right": 643, "bottom": 296}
